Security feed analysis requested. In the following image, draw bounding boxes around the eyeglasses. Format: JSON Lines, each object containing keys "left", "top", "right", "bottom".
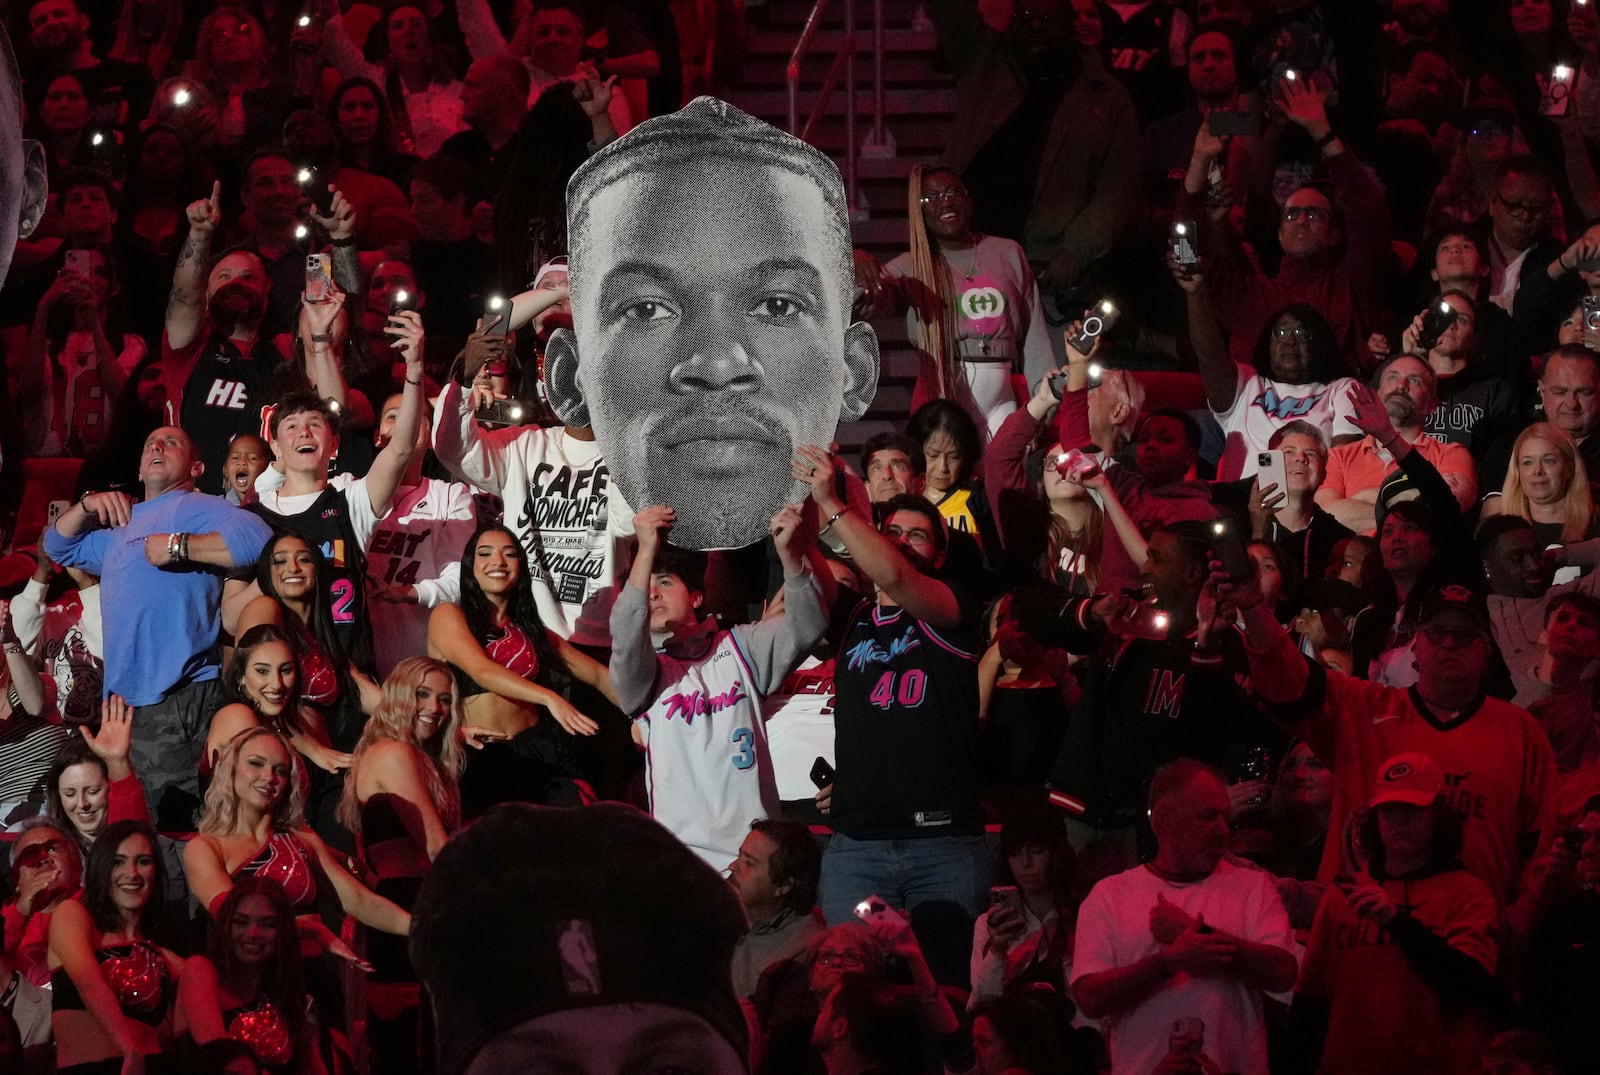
{"left": 884, "top": 524, "right": 935, "bottom": 545}
{"left": 1495, "top": 193, "right": 1549, "bottom": 218}
{"left": 920, "top": 188, "right": 966, "bottom": 205}
{"left": 816, "top": 949, "right": 866, "bottom": 969}
{"left": 1272, "top": 325, "right": 1311, "bottom": 341}
{"left": 1418, "top": 624, "right": 1485, "bottom": 647}
{"left": 1282, "top": 205, "right": 1329, "bottom": 223}
{"left": 15, "top": 838, "right": 71, "bottom": 868}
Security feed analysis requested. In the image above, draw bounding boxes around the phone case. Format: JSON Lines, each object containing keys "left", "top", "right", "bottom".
{"left": 305, "top": 255, "right": 334, "bottom": 303}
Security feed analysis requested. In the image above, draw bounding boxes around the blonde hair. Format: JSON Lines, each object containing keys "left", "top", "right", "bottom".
{"left": 337, "top": 658, "right": 465, "bottom": 836}
{"left": 905, "top": 163, "right": 962, "bottom": 404}
{"left": 1500, "top": 421, "right": 1594, "bottom": 543}
{"left": 200, "top": 727, "right": 306, "bottom": 836}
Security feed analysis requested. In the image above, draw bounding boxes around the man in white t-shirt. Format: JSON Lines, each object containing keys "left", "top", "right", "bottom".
{"left": 1072, "top": 760, "right": 1298, "bottom": 1075}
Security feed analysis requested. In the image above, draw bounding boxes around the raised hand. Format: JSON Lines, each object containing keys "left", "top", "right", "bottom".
{"left": 83, "top": 695, "right": 135, "bottom": 777}
{"left": 1344, "top": 382, "right": 1398, "bottom": 442}
{"left": 792, "top": 444, "right": 839, "bottom": 507}
{"left": 632, "top": 505, "right": 676, "bottom": 556}
{"left": 385, "top": 308, "right": 425, "bottom": 367}
{"left": 187, "top": 180, "right": 222, "bottom": 236}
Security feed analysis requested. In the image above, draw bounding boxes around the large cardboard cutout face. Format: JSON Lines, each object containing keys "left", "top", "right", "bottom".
{"left": 546, "top": 98, "right": 879, "bottom": 550}
{"left": 0, "top": 23, "right": 47, "bottom": 292}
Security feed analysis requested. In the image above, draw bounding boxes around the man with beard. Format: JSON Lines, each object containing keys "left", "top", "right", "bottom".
{"left": 161, "top": 180, "right": 336, "bottom": 493}
{"left": 928, "top": 0, "right": 1139, "bottom": 311}
{"left": 1317, "top": 355, "right": 1478, "bottom": 533}
{"left": 546, "top": 97, "right": 879, "bottom": 551}
{"left": 23, "top": 0, "right": 152, "bottom": 143}
{"left": 1071, "top": 760, "right": 1298, "bottom": 1075}
{"left": 792, "top": 448, "right": 988, "bottom": 925}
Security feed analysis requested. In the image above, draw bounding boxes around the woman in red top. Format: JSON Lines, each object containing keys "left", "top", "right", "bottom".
{"left": 182, "top": 727, "right": 409, "bottom": 964}
{"left": 428, "top": 525, "right": 616, "bottom": 815}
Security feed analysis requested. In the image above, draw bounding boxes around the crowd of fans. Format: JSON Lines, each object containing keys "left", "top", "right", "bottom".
{"left": 6, "top": 0, "right": 1600, "bottom": 1073}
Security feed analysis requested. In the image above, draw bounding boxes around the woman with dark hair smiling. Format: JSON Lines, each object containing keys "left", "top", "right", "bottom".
{"left": 176, "top": 877, "right": 324, "bottom": 1074}
{"left": 1177, "top": 243, "right": 1361, "bottom": 480}
{"left": 428, "top": 524, "right": 616, "bottom": 816}
{"left": 47, "top": 819, "right": 181, "bottom": 1073}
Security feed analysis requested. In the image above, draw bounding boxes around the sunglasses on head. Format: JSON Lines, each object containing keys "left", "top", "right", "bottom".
{"left": 15, "top": 838, "right": 71, "bottom": 868}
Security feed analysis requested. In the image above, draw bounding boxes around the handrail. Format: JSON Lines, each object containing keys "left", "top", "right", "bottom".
{"left": 786, "top": 0, "right": 833, "bottom": 135}
{"left": 787, "top": 0, "right": 863, "bottom": 215}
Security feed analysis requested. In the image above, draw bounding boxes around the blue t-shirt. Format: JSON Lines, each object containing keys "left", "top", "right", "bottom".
{"left": 43, "top": 489, "right": 272, "bottom": 705}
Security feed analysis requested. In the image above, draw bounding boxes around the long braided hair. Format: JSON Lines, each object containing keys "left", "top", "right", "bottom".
{"left": 906, "top": 163, "right": 963, "bottom": 403}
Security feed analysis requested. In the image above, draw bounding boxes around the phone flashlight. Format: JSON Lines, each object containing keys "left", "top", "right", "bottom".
{"left": 1285, "top": 69, "right": 1299, "bottom": 82}
{"left": 297, "top": 167, "right": 313, "bottom": 185}
{"left": 1557, "top": 64, "right": 1574, "bottom": 81}
{"left": 298, "top": 14, "right": 312, "bottom": 27}
{"left": 293, "top": 224, "right": 309, "bottom": 241}
{"left": 172, "top": 87, "right": 191, "bottom": 107}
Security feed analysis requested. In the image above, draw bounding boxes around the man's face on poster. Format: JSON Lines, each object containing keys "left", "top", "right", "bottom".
{"left": 550, "top": 152, "right": 877, "bottom": 549}
{"left": 0, "top": 26, "right": 46, "bottom": 293}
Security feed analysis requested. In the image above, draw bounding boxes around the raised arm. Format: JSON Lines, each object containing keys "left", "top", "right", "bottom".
{"left": 166, "top": 181, "right": 221, "bottom": 352}
{"left": 1172, "top": 259, "right": 1239, "bottom": 413}
{"left": 793, "top": 445, "right": 961, "bottom": 628}
{"left": 609, "top": 505, "right": 675, "bottom": 716}
{"left": 358, "top": 310, "right": 426, "bottom": 517}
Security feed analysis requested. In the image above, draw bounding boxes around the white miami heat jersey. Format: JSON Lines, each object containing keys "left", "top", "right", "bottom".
{"left": 637, "top": 630, "right": 783, "bottom": 870}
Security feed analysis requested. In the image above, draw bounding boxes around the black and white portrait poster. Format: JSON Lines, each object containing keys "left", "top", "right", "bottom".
{"left": 546, "top": 97, "right": 880, "bottom": 550}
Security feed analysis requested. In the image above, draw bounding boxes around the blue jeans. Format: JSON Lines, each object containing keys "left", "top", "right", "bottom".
{"left": 818, "top": 832, "right": 991, "bottom": 926}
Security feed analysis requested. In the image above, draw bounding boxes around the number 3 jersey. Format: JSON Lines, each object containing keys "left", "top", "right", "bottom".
{"left": 830, "top": 592, "right": 984, "bottom": 840}
{"left": 609, "top": 570, "right": 829, "bottom": 869}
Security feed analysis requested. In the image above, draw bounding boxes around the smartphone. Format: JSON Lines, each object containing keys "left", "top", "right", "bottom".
{"left": 482, "top": 294, "right": 510, "bottom": 337}
{"left": 1416, "top": 298, "right": 1459, "bottom": 351}
{"left": 1544, "top": 64, "right": 1576, "bottom": 117}
{"left": 304, "top": 253, "right": 333, "bottom": 303}
{"left": 1066, "top": 299, "right": 1119, "bottom": 352}
{"left": 1206, "top": 157, "right": 1227, "bottom": 207}
{"left": 1053, "top": 448, "right": 1100, "bottom": 480}
{"left": 987, "top": 884, "right": 1023, "bottom": 921}
{"left": 475, "top": 397, "right": 535, "bottom": 427}
{"left": 63, "top": 249, "right": 93, "bottom": 280}
{"left": 1585, "top": 295, "right": 1600, "bottom": 330}
{"left": 1254, "top": 449, "right": 1287, "bottom": 496}
{"left": 388, "top": 287, "right": 419, "bottom": 317}
{"left": 1172, "top": 220, "right": 1199, "bottom": 267}
{"left": 1234, "top": 745, "right": 1272, "bottom": 807}
{"left": 297, "top": 165, "right": 334, "bottom": 215}
{"left": 1209, "top": 514, "right": 1253, "bottom": 581}
{"left": 852, "top": 895, "right": 908, "bottom": 931}
{"left": 809, "top": 756, "right": 836, "bottom": 790}
{"left": 1578, "top": 253, "right": 1600, "bottom": 274}
{"left": 1209, "top": 107, "right": 1258, "bottom": 137}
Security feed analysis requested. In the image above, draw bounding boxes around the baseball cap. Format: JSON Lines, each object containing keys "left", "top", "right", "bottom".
{"left": 1417, "top": 583, "right": 1491, "bottom": 635}
{"left": 1370, "top": 752, "right": 1446, "bottom": 808}
{"left": 410, "top": 803, "right": 748, "bottom": 1075}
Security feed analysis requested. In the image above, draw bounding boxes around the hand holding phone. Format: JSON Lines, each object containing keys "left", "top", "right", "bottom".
{"left": 1208, "top": 514, "right": 1253, "bottom": 581}
{"left": 809, "top": 756, "right": 836, "bottom": 790}
{"left": 482, "top": 294, "right": 510, "bottom": 337}
{"left": 1065, "top": 299, "right": 1119, "bottom": 353}
{"left": 1415, "top": 299, "right": 1459, "bottom": 351}
{"left": 297, "top": 165, "right": 334, "bottom": 215}
{"left": 1172, "top": 221, "right": 1199, "bottom": 268}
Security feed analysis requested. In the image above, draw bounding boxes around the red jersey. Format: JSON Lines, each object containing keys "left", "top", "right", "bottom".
{"left": 1299, "top": 868, "right": 1498, "bottom": 1074}
{"left": 1252, "top": 629, "right": 1557, "bottom": 910}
